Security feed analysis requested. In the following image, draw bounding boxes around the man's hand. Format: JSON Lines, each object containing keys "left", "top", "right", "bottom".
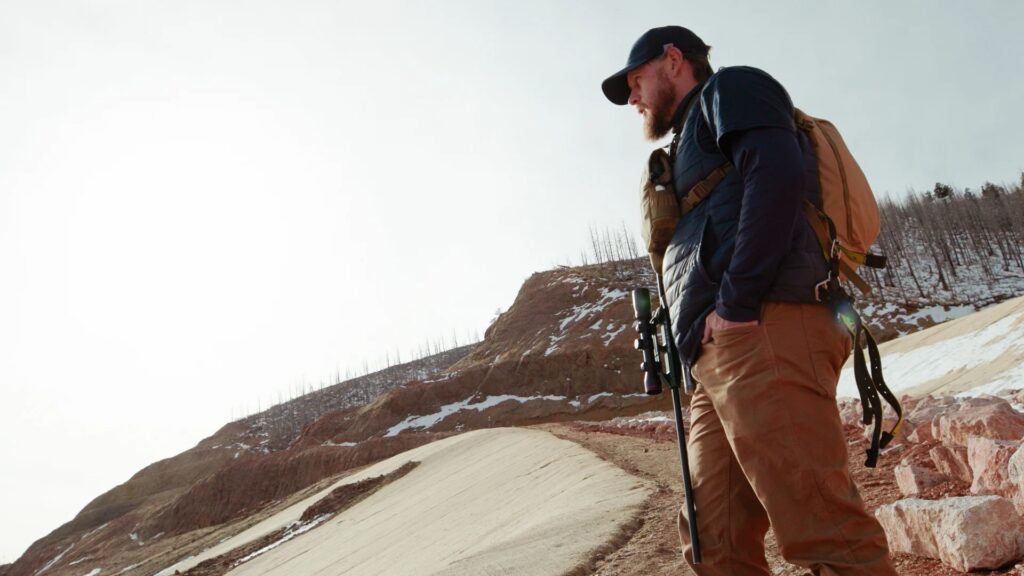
{"left": 702, "top": 310, "right": 758, "bottom": 344}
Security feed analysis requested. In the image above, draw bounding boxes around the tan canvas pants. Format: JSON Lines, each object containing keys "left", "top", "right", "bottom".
{"left": 680, "top": 302, "right": 895, "bottom": 576}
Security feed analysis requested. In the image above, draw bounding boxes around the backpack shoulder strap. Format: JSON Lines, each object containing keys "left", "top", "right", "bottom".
{"left": 680, "top": 164, "right": 731, "bottom": 216}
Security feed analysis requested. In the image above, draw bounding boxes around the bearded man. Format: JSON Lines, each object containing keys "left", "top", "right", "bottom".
{"left": 602, "top": 26, "right": 897, "bottom": 576}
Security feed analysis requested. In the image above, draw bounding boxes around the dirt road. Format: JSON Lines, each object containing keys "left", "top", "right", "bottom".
{"left": 537, "top": 422, "right": 1019, "bottom": 576}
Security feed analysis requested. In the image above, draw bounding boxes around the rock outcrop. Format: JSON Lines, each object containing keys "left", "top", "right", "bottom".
{"left": 932, "top": 397, "right": 1024, "bottom": 446}
{"left": 967, "top": 435, "right": 1021, "bottom": 494}
{"left": 1009, "top": 443, "right": 1024, "bottom": 515}
{"left": 875, "top": 496, "right": 1023, "bottom": 571}
{"left": 895, "top": 462, "right": 947, "bottom": 497}
{"left": 929, "top": 444, "right": 972, "bottom": 484}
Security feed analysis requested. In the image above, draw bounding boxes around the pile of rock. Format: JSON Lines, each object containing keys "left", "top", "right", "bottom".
{"left": 842, "top": 392, "right": 1024, "bottom": 571}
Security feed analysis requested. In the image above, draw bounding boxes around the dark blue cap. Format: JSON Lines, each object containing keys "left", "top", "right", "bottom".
{"left": 602, "top": 26, "right": 709, "bottom": 105}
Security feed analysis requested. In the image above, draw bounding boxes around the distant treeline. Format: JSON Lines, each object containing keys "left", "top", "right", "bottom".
{"left": 574, "top": 173, "right": 1024, "bottom": 306}
{"left": 866, "top": 175, "right": 1024, "bottom": 303}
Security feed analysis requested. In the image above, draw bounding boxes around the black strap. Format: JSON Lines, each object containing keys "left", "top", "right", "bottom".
{"left": 826, "top": 275, "right": 903, "bottom": 468}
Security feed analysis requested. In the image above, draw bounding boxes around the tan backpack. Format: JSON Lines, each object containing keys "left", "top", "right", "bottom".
{"left": 794, "top": 109, "right": 886, "bottom": 296}
{"left": 639, "top": 107, "right": 884, "bottom": 294}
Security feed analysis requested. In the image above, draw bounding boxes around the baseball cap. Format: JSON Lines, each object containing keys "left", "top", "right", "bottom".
{"left": 601, "top": 26, "right": 709, "bottom": 105}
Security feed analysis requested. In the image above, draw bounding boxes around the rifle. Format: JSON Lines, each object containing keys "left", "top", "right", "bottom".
{"left": 631, "top": 275, "right": 701, "bottom": 564}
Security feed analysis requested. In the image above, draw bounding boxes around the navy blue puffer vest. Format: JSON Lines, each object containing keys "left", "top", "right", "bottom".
{"left": 661, "top": 67, "right": 828, "bottom": 365}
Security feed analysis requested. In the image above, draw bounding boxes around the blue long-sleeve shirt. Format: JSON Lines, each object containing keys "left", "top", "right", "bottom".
{"left": 715, "top": 127, "right": 805, "bottom": 322}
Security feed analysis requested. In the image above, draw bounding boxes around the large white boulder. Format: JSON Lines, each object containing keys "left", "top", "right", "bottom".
{"left": 967, "top": 435, "right": 1021, "bottom": 494}
{"left": 929, "top": 444, "right": 972, "bottom": 483}
{"left": 932, "top": 397, "right": 1024, "bottom": 446}
{"left": 875, "top": 496, "right": 1023, "bottom": 571}
{"left": 894, "top": 461, "right": 947, "bottom": 497}
{"left": 1009, "top": 443, "right": 1024, "bottom": 515}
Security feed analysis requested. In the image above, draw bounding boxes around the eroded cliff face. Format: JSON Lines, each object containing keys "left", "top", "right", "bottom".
{"left": 9, "top": 260, "right": 666, "bottom": 576}
{"left": 14, "top": 255, "right": 1000, "bottom": 576}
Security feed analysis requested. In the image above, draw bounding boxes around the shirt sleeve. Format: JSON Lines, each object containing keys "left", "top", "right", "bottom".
{"left": 699, "top": 66, "right": 795, "bottom": 148}
{"left": 714, "top": 126, "right": 805, "bottom": 322}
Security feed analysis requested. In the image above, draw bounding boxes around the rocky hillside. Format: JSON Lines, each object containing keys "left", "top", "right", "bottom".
{"left": 6, "top": 259, "right": 672, "bottom": 576}
{"left": 9, "top": 244, "right": 1024, "bottom": 575}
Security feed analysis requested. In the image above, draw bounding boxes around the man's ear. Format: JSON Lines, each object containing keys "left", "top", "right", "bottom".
{"left": 664, "top": 45, "right": 691, "bottom": 80}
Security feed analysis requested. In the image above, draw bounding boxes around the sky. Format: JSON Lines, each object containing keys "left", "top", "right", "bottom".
{"left": 1, "top": 0, "right": 1022, "bottom": 563}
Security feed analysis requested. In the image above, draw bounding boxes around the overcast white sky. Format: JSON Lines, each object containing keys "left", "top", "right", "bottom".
{"left": 1, "top": 0, "right": 1022, "bottom": 563}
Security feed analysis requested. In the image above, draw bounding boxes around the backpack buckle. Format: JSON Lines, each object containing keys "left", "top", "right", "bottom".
{"left": 814, "top": 278, "right": 830, "bottom": 303}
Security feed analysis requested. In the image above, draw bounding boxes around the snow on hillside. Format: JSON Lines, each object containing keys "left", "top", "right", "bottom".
{"left": 837, "top": 296, "right": 1024, "bottom": 399}
{"left": 236, "top": 344, "right": 475, "bottom": 451}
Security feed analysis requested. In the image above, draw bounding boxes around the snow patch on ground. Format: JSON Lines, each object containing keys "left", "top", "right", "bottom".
{"left": 623, "top": 413, "right": 672, "bottom": 424}
{"left": 79, "top": 523, "right": 109, "bottom": 541}
{"left": 385, "top": 395, "right": 568, "bottom": 437}
{"left": 908, "top": 304, "right": 976, "bottom": 324}
{"left": 322, "top": 440, "right": 358, "bottom": 447}
{"left": 602, "top": 321, "right": 627, "bottom": 346}
{"left": 234, "top": 515, "right": 331, "bottom": 566}
{"left": 81, "top": 569, "right": 101, "bottom": 576}
{"left": 544, "top": 287, "right": 629, "bottom": 356}
{"left": 34, "top": 543, "right": 73, "bottom": 576}
{"left": 559, "top": 288, "right": 627, "bottom": 331}
{"left": 837, "top": 310, "right": 1024, "bottom": 398}
{"left": 544, "top": 333, "right": 565, "bottom": 357}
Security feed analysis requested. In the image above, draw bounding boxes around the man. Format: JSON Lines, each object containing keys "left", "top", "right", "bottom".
{"left": 602, "top": 26, "right": 896, "bottom": 575}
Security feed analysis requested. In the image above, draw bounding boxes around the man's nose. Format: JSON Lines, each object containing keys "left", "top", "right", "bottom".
{"left": 628, "top": 88, "right": 640, "bottom": 107}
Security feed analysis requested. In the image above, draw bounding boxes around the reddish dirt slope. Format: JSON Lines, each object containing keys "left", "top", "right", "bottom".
{"left": 9, "top": 261, "right": 664, "bottom": 576}
{"left": 544, "top": 419, "right": 1021, "bottom": 576}
{"left": 12, "top": 258, "right": 1001, "bottom": 576}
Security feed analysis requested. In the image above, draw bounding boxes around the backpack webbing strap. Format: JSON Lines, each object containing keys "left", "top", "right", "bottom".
{"left": 801, "top": 202, "right": 883, "bottom": 295}
{"left": 843, "top": 248, "right": 887, "bottom": 270}
{"left": 680, "top": 163, "right": 732, "bottom": 217}
{"left": 838, "top": 299, "right": 904, "bottom": 467}
{"left": 812, "top": 209, "right": 903, "bottom": 468}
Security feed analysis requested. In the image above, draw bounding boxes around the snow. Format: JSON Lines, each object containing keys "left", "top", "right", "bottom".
{"left": 860, "top": 302, "right": 899, "bottom": 317}
{"left": 544, "top": 333, "right": 565, "bottom": 357}
{"left": 233, "top": 515, "right": 331, "bottom": 566}
{"left": 558, "top": 288, "right": 628, "bottom": 332}
{"left": 81, "top": 570, "right": 101, "bottom": 576}
{"left": 837, "top": 310, "right": 1024, "bottom": 399}
{"left": 909, "top": 304, "right": 976, "bottom": 324}
{"left": 587, "top": 392, "right": 612, "bottom": 403}
{"left": 602, "top": 322, "right": 627, "bottom": 346}
{"left": 625, "top": 413, "right": 671, "bottom": 424}
{"left": 543, "top": 287, "right": 630, "bottom": 356}
{"left": 79, "top": 522, "right": 109, "bottom": 541}
{"left": 34, "top": 543, "right": 73, "bottom": 576}
{"left": 384, "top": 394, "right": 567, "bottom": 437}
{"left": 322, "top": 440, "right": 357, "bottom": 447}
{"left": 955, "top": 364, "right": 1024, "bottom": 398}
